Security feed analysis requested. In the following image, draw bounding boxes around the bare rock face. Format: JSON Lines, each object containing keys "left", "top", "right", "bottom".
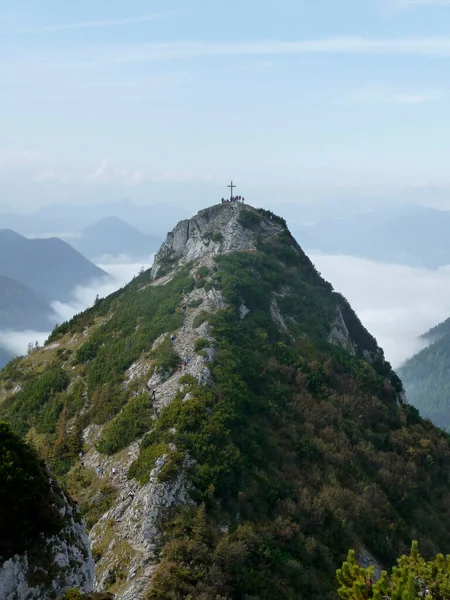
{"left": 0, "top": 481, "right": 94, "bottom": 600}
{"left": 328, "top": 307, "right": 356, "bottom": 355}
{"left": 152, "top": 203, "right": 283, "bottom": 277}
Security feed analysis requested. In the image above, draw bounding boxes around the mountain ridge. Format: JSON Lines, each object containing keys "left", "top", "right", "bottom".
{"left": 70, "top": 216, "right": 161, "bottom": 261}
{"left": 1, "top": 202, "right": 450, "bottom": 599}
{"left": 0, "top": 229, "right": 108, "bottom": 302}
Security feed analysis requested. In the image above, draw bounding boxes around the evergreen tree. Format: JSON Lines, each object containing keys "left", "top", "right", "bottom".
{"left": 337, "top": 542, "right": 450, "bottom": 599}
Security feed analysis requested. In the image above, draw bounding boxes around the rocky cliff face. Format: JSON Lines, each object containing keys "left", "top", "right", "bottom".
{"left": 0, "top": 494, "right": 93, "bottom": 600}
{"left": 2, "top": 202, "right": 436, "bottom": 600}
{"left": 152, "top": 203, "right": 281, "bottom": 276}
{"left": 0, "top": 422, "right": 94, "bottom": 600}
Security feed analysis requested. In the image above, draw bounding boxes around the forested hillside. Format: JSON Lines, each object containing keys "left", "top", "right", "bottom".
{"left": 1, "top": 203, "right": 450, "bottom": 599}
{"left": 399, "top": 331, "right": 450, "bottom": 430}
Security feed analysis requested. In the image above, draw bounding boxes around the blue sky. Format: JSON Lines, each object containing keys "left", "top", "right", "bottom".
{"left": 3, "top": 0, "right": 450, "bottom": 209}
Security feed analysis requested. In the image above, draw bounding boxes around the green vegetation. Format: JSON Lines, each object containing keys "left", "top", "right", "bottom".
{"left": 238, "top": 209, "right": 262, "bottom": 229}
{"left": 203, "top": 231, "right": 223, "bottom": 244}
{"left": 141, "top": 239, "right": 450, "bottom": 599}
{"left": 189, "top": 298, "right": 203, "bottom": 309}
{"left": 0, "top": 362, "right": 69, "bottom": 436}
{"left": 3, "top": 206, "right": 450, "bottom": 599}
{"left": 337, "top": 541, "right": 450, "bottom": 599}
{"left": 97, "top": 395, "right": 153, "bottom": 455}
{"left": 0, "top": 421, "right": 63, "bottom": 560}
{"left": 61, "top": 590, "right": 113, "bottom": 600}
{"left": 257, "top": 207, "right": 287, "bottom": 228}
{"left": 192, "top": 310, "right": 211, "bottom": 329}
{"left": 194, "top": 338, "right": 210, "bottom": 353}
{"left": 0, "top": 266, "right": 194, "bottom": 474}
{"left": 128, "top": 439, "right": 170, "bottom": 484}
{"left": 64, "top": 465, "right": 118, "bottom": 530}
{"left": 399, "top": 332, "right": 450, "bottom": 430}
{"left": 150, "top": 337, "right": 180, "bottom": 376}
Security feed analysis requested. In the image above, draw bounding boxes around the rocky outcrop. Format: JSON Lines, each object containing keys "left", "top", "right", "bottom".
{"left": 0, "top": 481, "right": 94, "bottom": 600}
{"left": 83, "top": 284, "right": 225, "bottom": 599}
{"left": 90, "top": 459, "right": 193, "bottom": 600}
{"left": 152, "top": 203, "right": 284, "bottom": 278}
{"left": 328, "top": 307, "right": 356, "bottom": 355}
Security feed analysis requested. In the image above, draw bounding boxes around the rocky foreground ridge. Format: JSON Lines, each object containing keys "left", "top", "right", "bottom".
{"left": 0, "top": 422, "right": 94, "bottom": 600}
{"left": 1, "top": 202, "right": 450, "bottom": 600}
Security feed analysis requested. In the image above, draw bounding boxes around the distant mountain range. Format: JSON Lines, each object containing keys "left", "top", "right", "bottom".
{"left": 294, "top": 205, "right": 450, "bottom": 268}
{"left": 6, "top": 199, "right": 450, "bottom": 268}
{"left": 0, "top": 229, "right": 106, "bottom": 302}
{"left": 0, "top": 275, "right": 55, "bottom": 330}
{"left": 68, "top": 216, "right": 161, "bottom": 261}
{"left": 398, "top": 318, "right": 450, "bottom": 430}
{"left": 0, "top": 230, "right": 110, "bottom": 369}
{"left": 0, "top": 200, "right": 190, "bottom": 238}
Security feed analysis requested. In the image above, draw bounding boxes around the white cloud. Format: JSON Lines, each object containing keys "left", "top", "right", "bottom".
{"left": 86, "top": 159, "right": 143, "bottom": 185}
{"left": 310, "top": 253, "right": 450, "bottom": 368}
{"left": 92, "top": 38, "right": 450, "bottom": 65}
{"left": 34, "top": 168, "right": 71, "bottom": 183}
{"left": 403, "top": 0, "right": 450, "bottom": 5}
{"left": 51, "top": 257, "right": 154, "bottom": 324}
{"left": 0, "top": 330, "right": 50, "bottom": 357}
{"left": 24, "top": 11, "right": 178, "bottom": 33}
{"left": 0, "top": 150, "right": 41, "bottom": 168}
{"left": 343, "top": 86, "right": 444, "bottom": 105}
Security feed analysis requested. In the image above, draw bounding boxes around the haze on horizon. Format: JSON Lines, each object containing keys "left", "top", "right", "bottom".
{"left": 2, "top": 0, "right": 450, "bottom": 210}
{"left": 2, "top": 0, "right": 450, "bottom": 371}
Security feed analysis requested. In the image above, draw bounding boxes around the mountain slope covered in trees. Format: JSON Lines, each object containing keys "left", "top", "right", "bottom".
{"left": 398, "top": 325, "right": 450, "bottom": 430}
{"left": 1, "top": 203, "right": 450, "bottom": 599}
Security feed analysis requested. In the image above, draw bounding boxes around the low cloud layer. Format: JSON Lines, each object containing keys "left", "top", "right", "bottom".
{"left": 2, "top": 252, "right": 449, "bottom": 371}
{"left": 310, "top": 253, "right": 450, "bottom": 367}
{"left": 0, "top": 255, "right": 154, "bottom": 361}
{"left": 51, "top": 256, "right": 154, "bottom": 323}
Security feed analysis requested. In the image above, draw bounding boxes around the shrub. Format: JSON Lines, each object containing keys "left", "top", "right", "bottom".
{"left": 97, "top": 395, "right": 153, "bottom": 455}
{"left": 189, "top": 298, "right": 203, "bottom": 309}
{"left": 203, "top": 231, "right": 223, "bottom": 244}
{"left": 128, "top": 442, "right": 169, "bottom": 485}
{"left": 193, "top": 311, "right": 211, "bottom": 329}
{"left": 337, "top": 541, "right": 450, "bottom": 599}
{"left": 194, "top": 338, "right": 210, "bottom": 353}
{"left": 150, "top": 338, "right": 180, "bottom": 376}
{"left": 238, "top": 210, "right": 261, "bottom": 229}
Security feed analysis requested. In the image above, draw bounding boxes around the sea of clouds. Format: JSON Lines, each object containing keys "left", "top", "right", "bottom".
{"left": 310, "top": 253, "right": 450, "bottom": 368}
{"left": 2, "top": 251, "right": 450, "bottom": 369}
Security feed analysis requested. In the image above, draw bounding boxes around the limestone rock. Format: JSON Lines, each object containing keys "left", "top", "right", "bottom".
{"left": 0, "top": 483, "right": 94, "bottom": 600}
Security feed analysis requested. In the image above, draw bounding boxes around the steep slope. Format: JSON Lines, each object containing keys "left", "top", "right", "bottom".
{"left": 70, "top": 217, "right": 161, "bottom": 261}
{"left": 1, "top": 203, "right": 450, "bottom": 600}
{"left": 0, "top": 275, "right": 54, "bottom": 331}
{"left": 0, "top": 421, "right": 94, "bottom": 598}
{"left": 398, "top": 330, "right": 450, "bottom": 429}
{"left": 0, "top": 230, "right": 107, "bottom": 302}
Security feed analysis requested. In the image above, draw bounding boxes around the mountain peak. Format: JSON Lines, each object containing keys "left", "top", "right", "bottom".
{"left": 4, "top": 201, "right": 448, "bottom": 600}
{"left": 152, "top": 202, "right": 284, "bottom": 278}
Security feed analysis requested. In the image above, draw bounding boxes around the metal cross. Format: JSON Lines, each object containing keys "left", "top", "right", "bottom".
{"left": 228, "top": 180, "right": 236, "bottom": 201}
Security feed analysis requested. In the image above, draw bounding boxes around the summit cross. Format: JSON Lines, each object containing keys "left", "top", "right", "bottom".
{"left": 228, "top": 180, "right": 236, "bottom": 201}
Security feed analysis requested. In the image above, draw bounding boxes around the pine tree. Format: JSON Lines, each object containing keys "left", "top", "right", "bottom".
{"left": 337, "top": 542, "right": 450, "bottom": 599}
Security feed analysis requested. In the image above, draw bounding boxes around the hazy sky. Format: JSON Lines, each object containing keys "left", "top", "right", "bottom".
{"left": 3, "top": 0, "right": 450, "bottom": 208}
